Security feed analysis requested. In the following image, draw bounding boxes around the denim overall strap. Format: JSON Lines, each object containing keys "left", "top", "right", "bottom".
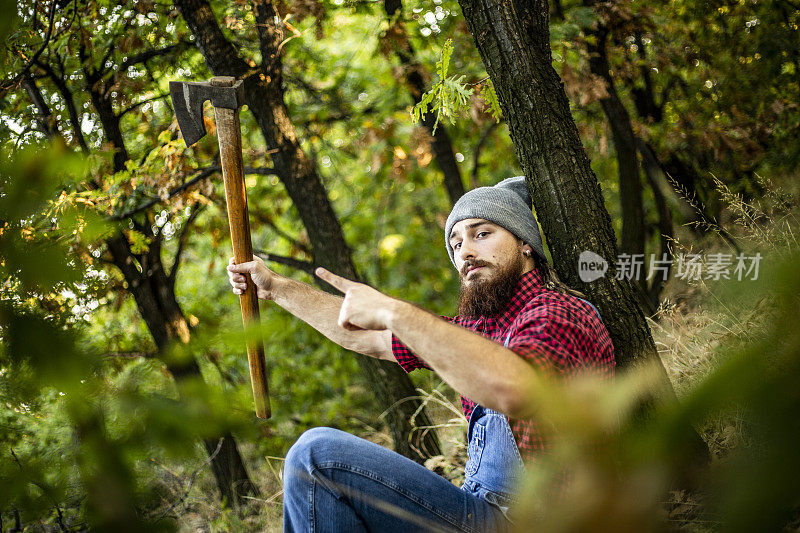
{"left": 461, "top": 330, "right": 525, "bottom": 513}
{"left": 578, "top": 298, "right": 602, "bottom": 320}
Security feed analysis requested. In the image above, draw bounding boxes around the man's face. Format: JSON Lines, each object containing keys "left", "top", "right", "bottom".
{"left": 449, "top": 219, "right": 531, "bottom": 317}
{"left": 449, "top": 219, "right": 527, "bottom": 286}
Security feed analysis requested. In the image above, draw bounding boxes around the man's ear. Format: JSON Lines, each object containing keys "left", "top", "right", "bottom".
{"left": 522, "top": 244, "right": 533, "bottom": 257}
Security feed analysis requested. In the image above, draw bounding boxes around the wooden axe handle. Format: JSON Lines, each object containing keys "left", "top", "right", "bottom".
{"left": 213, "top": 101, "right": 271, "bottom": 419}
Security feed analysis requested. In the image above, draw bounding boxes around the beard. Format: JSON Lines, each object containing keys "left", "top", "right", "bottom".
{"left": 457, "top": 252, "right": 525, "bottom": 318}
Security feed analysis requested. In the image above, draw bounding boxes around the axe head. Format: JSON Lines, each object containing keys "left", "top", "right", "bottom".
{"left": 169, "top": 77, "right": 245, "bottom": 146}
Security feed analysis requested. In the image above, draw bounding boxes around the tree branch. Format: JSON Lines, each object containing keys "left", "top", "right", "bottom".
{"left": 103, "top": 351, "right": 158, "bottom": 359}
{"left": 9, "top": 448, "right": 67, "bottom": 532}
{"left": 4, "top": 0, "right": 57, "bottom": 88}
{"left": 113, "top": 42, "right": 192, "bottom": 80}
{"left": 113, "top": 166, "right": 276, "bottom": 220}
{"left": 51, "top": 0, "right": 79, "bottom": 41}
{"left": 246, "top": 206, "right": 313, "bottom": 256}
{"left": 471, "top": 121, "right": 498, "bottom": 188}
{"left": 253, "top": 250, "right": 315, "bottom": 275}
{"left": 20, "top": 71, "right": 59, "bottom": 138}
{"left": 284, "top": 72, "right": 363, "bottom": 119}
{"left": 154, "top": 438, "right": 224, "bottom": 523}
{"left": 295, "top": 105, "right": 380, "bottom": 128}
{"left": 118, "top": 92, "right": 170, "bottom": 117}
{"left": 34, "top": 57, "right": 89, "bottom": 152}
{"left": 658, "top": 75, "right": 680, "bottom": 112}
{"left": 380, "top": 0, "right": 465, "bottom": 204}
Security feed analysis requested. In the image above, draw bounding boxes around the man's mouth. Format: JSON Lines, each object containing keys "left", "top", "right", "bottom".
{"left": 463, "top": 262, "right": 489, "bottom": 277}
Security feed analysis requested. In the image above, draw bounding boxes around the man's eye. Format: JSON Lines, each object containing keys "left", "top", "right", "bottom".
{"left": 453, "top": 242, "right": 461, "bottom": 250}
{"left": 477, "top": 231, "right": 489, "bottom": 238}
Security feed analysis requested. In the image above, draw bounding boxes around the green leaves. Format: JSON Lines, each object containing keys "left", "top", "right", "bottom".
{"left": 126, "top": 229, "right": 152, "bottom": 254}
{"left": 0, "top": 0, "right": 19, "bottom": 63}
{"left": 479, "top": 79, "right": 502, "bottom": 122}
{"left": 2, "top": 0, "right": 798, "bottom": 529}
{"left": 410, "top": 39, "right": 505, "bottom": 132}
{"left": 410, "top": 39, "right": 474, "bottom": 134}
{"left": 437, "top": 36, "right": 454, "bottom": 81}
{"left": 0, "top": 144, "right": 96, "bottom": 295}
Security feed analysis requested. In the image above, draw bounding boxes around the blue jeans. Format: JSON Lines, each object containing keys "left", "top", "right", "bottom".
{"left": 282, "top": 407, "right": 523, "bottom": 532}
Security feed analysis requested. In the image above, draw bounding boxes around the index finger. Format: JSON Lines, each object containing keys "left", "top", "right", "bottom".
{"left": 315, "top": 267, "right": 358, "bottom": 293}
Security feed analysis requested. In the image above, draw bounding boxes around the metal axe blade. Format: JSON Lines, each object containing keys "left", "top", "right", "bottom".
{"left": 169, "top": 79, "right": 245, "bottom": 146}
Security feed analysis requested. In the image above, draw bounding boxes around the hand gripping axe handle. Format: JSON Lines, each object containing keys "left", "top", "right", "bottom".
{"left": 169, "top": 76, "right": 270, "bottom": 419}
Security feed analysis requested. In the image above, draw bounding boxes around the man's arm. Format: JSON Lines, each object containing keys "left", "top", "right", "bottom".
{"left": 388, "top": 302, "right": 542, "bottom": 418}
{"left": 227, "top": 257, "right": 393, "bottom": 360}
{"left": 316, "top": 268, "right": 543, "bottom": 419}
{"left": 272, "top": 276, "right": 394, "bottom": 360}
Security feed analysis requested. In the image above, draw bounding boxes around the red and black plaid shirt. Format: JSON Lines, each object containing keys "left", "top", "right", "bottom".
{"left": 391, "top": 268, "right": 615, "bottom": 464}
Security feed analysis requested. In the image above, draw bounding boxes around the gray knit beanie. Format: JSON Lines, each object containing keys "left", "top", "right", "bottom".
{"left": 445, "top": 176, "right": 545, "bottom": 266}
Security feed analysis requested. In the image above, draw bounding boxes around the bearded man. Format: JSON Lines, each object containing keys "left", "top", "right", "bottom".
{"left": 226, "top": 177, "right": 615, "bottom": 531}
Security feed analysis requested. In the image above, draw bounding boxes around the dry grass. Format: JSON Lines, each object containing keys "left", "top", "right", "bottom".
{"left": 652, "top": 173, "right": 799, "bottom": 460}
{"left": 141, "top": 439, "right": 285, "bottom": 532}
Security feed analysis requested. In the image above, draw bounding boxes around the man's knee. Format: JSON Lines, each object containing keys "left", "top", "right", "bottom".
{"left": 285, "top": 427, "right": 351, "bottom": 474}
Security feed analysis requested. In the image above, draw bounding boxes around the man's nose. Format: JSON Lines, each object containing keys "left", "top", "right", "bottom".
{"left": 457, "top": 240, "right": 476, "bottom": 262}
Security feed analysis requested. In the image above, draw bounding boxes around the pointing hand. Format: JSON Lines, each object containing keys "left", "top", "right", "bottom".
{"left": 315, "top": 268, "right": 396, "bottom": 331}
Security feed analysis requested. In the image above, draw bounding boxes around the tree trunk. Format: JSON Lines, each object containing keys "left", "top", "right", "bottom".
{"left": 456, "top": 0, "right": 708, "bottom": 465}
{"left": 628, "top": 32, "right": 730, "bottom": 238}
{"left": 173, "top": 0, "right": 440, "bottom": 463}
{"left": 204, "top": 435, "right": 262, "bottom": 506}
{"left": 637, "top": 139, "right": 674, "bottom": 308}
{"left": 585, "top": 20, "right": 646, "bottom": 267}
{"left": 383, "top": 0, "right": 466, "bottom": 204}
{"left": 105, "top": 230, "right": 260, "bottom": 505}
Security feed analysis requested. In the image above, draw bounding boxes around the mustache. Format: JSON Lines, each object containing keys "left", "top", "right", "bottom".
{"left": 460, "top": 259, "right": 491, "bottom": 277}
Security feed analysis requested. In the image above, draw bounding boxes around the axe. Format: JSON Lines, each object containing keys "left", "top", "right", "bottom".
{"left": 169, "top": 75, "right": 271, "bottom": 419}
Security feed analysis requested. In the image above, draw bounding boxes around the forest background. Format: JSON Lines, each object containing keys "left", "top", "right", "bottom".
{"left": 2, "top": 0, "right": 800, "bottom": 531}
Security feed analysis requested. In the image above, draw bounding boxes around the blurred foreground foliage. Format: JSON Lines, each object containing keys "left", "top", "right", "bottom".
{"left": 513, "top": 247, "right": 800, "bottom": 532}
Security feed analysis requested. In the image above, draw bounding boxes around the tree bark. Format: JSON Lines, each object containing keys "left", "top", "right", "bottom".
{"left": 383, "top": 0, "right": 466, "bottom": 204}
{"left": 456, "top": 0, "right": 708, "bottom": 465}
{"left": 173, "top": 0, "right": 440, "bottom": 463}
